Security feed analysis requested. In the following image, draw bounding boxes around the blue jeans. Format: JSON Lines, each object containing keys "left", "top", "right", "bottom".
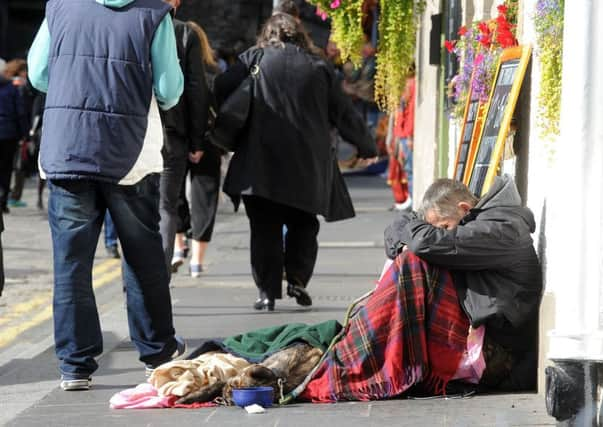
{"left": 48, "top": 175, "right": 178, "bottom": 379}
{"left": 104, "top": 211, "right": 118, "bottom": 248}
{"left": 400, "top": 138, "right": 413, "bottom": 198}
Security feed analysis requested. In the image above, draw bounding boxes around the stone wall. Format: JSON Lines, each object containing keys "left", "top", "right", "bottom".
{"left": 176, "top": 0, "right": 273, "bottom": 53}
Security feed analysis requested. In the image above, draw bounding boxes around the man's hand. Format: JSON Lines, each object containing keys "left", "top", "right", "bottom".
{"left": 189, "top": 150, "right": 204, "bottom": 164}
{"left": 355, "top": 156, "right": 379, "bottom": 168}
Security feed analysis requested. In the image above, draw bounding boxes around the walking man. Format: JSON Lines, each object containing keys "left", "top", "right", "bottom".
{"left": 28, "top": 0, "right": 185, "bottom": 391}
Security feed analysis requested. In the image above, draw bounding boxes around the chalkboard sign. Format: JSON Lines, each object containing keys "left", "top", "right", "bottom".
{"left": 452, "top": 84, "right": 486, "bottom": 183}
{"left": 467, "top": 46, "right": 531, "bottom": 196}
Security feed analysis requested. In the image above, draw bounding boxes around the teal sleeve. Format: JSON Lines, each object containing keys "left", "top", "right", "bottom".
{"left": 151, "top": 16, "right": 184, "bottom": 110}
{"left": 27, "top": 19, "right": 51, "bottom": 93}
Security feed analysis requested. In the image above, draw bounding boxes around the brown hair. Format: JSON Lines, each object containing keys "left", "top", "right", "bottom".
{"left": 256, "top": 12, "right": 311, "bottom": 51}
{"left": 4, "top": 59, "right": 27, "bottom": 78}
{"left": 186, "top": 21, "right": 218, "bottom": 72}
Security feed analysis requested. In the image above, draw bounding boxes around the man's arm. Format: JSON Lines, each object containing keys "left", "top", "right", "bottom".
{"left": 151, "top": 16, "right": 184, "bottom": 110}
{"left": 27, "top": 19, "right": 50, "bottom": 93}
{"left": 328, "top": 64, "right": 377, "bottom": 159}
{"left": 401, "top": 217, "right": 527, "bottom": 270}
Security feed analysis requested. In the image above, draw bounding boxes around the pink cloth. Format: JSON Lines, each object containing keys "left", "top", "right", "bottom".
{"left": 451, "top": 325, "right": 486, "bottom": 384}
{"left": 110, "top": 383, "right": 218, "bottom": 409}
{"left": 110, "top": 383, "right": 175, "bottom": 409}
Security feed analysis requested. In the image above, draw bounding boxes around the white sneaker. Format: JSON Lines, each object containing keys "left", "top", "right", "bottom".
{"left": 395, "top": 197, "right": 412, "bottom": 211}
{"left": 60, "top": 377, "right": 91, "bottom": 391}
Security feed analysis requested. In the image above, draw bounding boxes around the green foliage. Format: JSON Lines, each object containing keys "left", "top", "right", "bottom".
{"left": 308, "top": 0, "right": 424, "bottom": 113}
{"left": 375, "top": 0, "right": 422, "bottom": 112}
{"left": 534, "top": 0, "right": 564, "bottom": 138}
{"left": 309, "top": 0, "right": 365, "bottom": 66}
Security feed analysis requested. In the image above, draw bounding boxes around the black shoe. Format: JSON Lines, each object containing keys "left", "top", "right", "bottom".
{"left": 145, "top": 335, "right": 187, "bottom": 377}
{"left": 253, "top": 298, "right": 275, "bottom": 311}
{"left": 287, "top": 284, "right": 312, "bottom": 307}
{"left": 106, "top": 245, "right": 120, "bottom": 259}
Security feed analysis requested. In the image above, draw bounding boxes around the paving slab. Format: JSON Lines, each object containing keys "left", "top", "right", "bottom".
{"left": 0, "top": 175, "right": 554, "bottom": 426}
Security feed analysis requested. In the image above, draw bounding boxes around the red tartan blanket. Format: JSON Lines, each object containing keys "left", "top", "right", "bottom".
{"left": 300, "top": 251, "right": 469, "bottom": 402}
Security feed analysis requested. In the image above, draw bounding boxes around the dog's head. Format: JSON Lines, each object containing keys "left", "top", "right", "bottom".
{"left": 222, "top": 364, "right": 278, "bottom": 405}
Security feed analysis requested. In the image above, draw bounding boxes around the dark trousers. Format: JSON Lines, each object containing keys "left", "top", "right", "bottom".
{"left": 0, "top": 231, "right": 4, "bottom": 297}
{"left": 159, "top": 150, "right": 188, "bottom": 278}
{"left": 242, "top": 195, "right": 319, "bottom": 300}
{"left": 189, "top": 173, "right": 219, "bottom": 242}
{"left": 0, "top": 139, "right": 18, "bottom": 210}
{"left": 47, "top": 175, "right": 177, "bottom": 379}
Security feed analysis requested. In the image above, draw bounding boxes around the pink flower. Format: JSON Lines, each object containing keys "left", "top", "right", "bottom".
{"left": 315, "top": 6, "right": 328, "bottom": 20}
{"left": 474, "top": 53, "right": 484, "bottom": 65}
{"left": 330, "top": 0, "right": 341, "bottom": 8}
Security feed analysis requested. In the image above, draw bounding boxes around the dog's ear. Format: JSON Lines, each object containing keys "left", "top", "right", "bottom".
{"left": 246, "top": 364, "right": 278, "bottom": 382}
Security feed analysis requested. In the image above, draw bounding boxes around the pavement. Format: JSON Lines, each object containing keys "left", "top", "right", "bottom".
{"left": 0, "top": 175, "right": 554, "bottom": 426}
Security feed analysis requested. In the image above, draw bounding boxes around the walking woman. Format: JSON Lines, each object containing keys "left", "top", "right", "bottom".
{"left": 215, "top": 13, "right": 377, "bottom": 311}
{"left": 182, "top": 21, "right": 222, "bottom": 277}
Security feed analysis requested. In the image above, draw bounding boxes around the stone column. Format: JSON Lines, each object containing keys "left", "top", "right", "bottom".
{"left": 545, "top": 1, "right": 603, "bottom": 425}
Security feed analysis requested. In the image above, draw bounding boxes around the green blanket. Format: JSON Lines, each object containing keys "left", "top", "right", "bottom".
{"left": 222, "top": 320, "right": 342, "bottom": 362}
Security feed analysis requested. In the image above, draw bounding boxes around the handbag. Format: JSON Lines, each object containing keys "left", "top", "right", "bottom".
{"left": 208, "top": 50, "right": 264, "bottom": 153}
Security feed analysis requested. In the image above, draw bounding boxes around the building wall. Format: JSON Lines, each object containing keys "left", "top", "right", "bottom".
{"left": 177, "top": 0, "right": 273, "bottom": 53}
{"left": 413, "top": 0, "right": 442, "bottom": 203}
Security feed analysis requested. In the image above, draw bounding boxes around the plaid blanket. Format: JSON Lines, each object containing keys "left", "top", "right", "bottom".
{"left": 299, "top": 251, "right": 469, "bottom": 402}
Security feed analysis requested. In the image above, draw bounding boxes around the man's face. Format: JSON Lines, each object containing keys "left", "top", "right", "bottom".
{"left": 424, "top": 202, "right": 473, "bottom": 230}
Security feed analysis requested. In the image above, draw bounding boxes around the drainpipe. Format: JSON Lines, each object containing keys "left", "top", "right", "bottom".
{"left": 545, "top": 1, "right": 603, "bottom": 425}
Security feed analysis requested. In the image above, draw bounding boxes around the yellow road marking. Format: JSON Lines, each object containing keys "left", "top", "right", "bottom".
{"left": 0, "top": 262, "right": 122, "bottom": 348}
{"left": 92, "top": 258, "right": 121, "bottom": 276}
{"left": 0, "top": 292, "right": 52, "bottom": 327}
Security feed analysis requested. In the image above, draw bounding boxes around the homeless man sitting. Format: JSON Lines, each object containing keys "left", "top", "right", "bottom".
{"left": 384, "top": 175, "right": 543, "bottom": 391}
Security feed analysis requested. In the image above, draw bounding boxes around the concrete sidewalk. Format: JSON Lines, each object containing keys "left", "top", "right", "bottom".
{"left": 0, "top": 175, "right": 553, "bottom": 426}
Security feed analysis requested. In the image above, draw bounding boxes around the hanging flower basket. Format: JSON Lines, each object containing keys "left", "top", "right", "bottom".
{"left": 534, "top": 0, "right": 564, "bottom": 138}
{"left": 446, "top": 2, "right": 518, "bottom": 120}
{"left": 308, "top": 0, "right": 424, "bottom": 113}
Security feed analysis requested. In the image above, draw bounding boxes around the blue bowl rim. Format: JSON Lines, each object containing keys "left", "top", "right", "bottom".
{"left": 232, "top": 386, "right": 274, "bottom": 392}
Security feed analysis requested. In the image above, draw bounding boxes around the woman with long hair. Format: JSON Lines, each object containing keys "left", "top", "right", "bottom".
{"left": 214, "top": 13, "right": 377, "bottom": 311}
{"left": 171, "top": 21, "right": 222, "bottom": 277}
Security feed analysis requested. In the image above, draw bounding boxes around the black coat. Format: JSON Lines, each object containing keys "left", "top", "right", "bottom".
{"left": 159, "top": 19, "right": 210, "bottom": 158}
{"left": 216, "top": 44, "right": 377, "bottom": 221}
{"left": 384, "top": 175, "right": 543, "bottom": 350}
{"left": 0, "top": 76, "right": 28, "bottom": 141}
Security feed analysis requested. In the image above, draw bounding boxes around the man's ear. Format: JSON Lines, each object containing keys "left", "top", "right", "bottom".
{"left": 457, "top": 201, "right": 473, "bottom": 214}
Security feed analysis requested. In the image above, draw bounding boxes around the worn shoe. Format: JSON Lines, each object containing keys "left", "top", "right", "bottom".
{"left": 106, "top": 245, "right": 120, "bottom": 259}
{"left": 190, "top": 264, "right": 204, "bottom": 278}
{"left": 171, "top": 250, "right": 186, "bottom": 273}
{"left": 253, "top": 298, "right": 275, "bottom": 311}
{"left": 60, "top": 376, "right": 91, "bottom": 391}
{"left": 287, "top": 284, "right": 312, "bottom": 307}
{"left": 145, "top": 335, "right": 187, "bottom": 377}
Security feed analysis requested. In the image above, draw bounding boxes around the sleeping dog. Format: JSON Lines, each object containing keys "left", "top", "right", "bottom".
{"left": 176, "top": 343, "right": 323, "bottom": 405}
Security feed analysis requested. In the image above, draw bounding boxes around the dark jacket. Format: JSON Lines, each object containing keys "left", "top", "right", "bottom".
{"left": 384, "top": 175, "right": 543, "bottom": 342}
{"left": 41, "top": 0, "right": 170, "bottom": 182}
{"left": 0, "top": 76, "right": 28, "bottom": 141}
{"left": 160, "top": 19, "right": 210, "bottom": 158}
{"left": 217, "top": 44, "right": 377, "bottom": 221}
